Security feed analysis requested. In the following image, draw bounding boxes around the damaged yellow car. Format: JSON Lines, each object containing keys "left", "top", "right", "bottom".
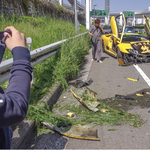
{"left": 101, "top": 14, "right": 150, "bottom": 66}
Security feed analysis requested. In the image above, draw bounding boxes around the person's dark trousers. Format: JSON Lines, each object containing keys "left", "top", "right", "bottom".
{"left": 0, "top": 127, "right": 13, "bottom": 149}
{"left": 92, "top": 39, "right": 101, "bottom": 61}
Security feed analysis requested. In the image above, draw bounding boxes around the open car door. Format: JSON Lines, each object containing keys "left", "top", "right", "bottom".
{"left": 110, "top": 14, "right": 126, "bottom": 44}
{"left": 110, "top": 14, "right": 127, "bottom": 66}
{"left": 143, "top": 15, "right": 150, "bottom": 39}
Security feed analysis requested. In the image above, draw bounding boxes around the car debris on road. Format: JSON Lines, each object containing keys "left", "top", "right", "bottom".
{"left": 115, "top": 94, "right": 135, "bottom": 100}
{"left": 67, "top": 112, "right": 75, "bottom": 117}
{"left": 136, "top": 94, "right": 144, "bottom": 96}
{"left": 70, "top": 89, "right": 99, "bottom": 112}
{"left": 127, "top": 78, "right": 138, "bottom": 82}
{"left": 42, "top": 122, "right": 100, "bottom": 141}
{"left": 69, "top": 78, "right": 93, "bottom": 88}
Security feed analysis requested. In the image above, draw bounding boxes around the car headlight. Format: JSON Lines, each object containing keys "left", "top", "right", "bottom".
{"left": 128, "top": 49, "right": 138, "bottom": 54}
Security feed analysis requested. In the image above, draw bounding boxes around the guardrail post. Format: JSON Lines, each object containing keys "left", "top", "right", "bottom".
{"left": 26, "top": 37, "right": 34, "bottom": 84}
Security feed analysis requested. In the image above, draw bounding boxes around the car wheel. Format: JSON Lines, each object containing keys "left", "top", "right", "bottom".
{"left": 123, "top": 54, "right": 131, "bottom": 66}
{"left": 117, "top": 47, "right": 127, "bottom": 66}
{"left": 117, "top": 47, "right": 134, "bottom": 66}
{"left": 102, "top": 41, "right": 105, "bottom": 53}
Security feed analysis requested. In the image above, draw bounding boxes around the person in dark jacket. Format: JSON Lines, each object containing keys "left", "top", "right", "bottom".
{"left": 0, "top": 26, "right": 33, "bottom": 149}
{"left": 89, "top": 19, "right": 105, "bottom": 63}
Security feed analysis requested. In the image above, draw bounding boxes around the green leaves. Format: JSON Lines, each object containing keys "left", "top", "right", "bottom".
{"left": 53, "top": 35, "right": 91, "bottom": 88}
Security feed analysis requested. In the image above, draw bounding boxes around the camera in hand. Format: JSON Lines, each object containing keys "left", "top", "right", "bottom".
{"left": 0, "top": 31, "right": 11, "bottom": 63}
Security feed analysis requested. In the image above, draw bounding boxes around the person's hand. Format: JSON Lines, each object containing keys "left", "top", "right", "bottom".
{"left": 99, "top": 24, "right": 102, "bottom": 28}
{"left": 4, "top": 26, "right": 27, "bottom": 51}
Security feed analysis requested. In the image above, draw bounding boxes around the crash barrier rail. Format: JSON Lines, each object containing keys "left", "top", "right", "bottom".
{"left": 0, "top": 32, "right": 88, "bottom": 84}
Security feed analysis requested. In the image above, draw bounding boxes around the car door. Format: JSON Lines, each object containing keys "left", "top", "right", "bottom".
{"left": 110, "top": 16, "right": 119, "bottom": 50}
{"left": 143, "top": 15, "right": 150, "bottom": 39}
{"left": 110, "top": 14, "right": 126, "bottom": 53}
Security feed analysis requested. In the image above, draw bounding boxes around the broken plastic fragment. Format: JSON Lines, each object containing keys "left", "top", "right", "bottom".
{"left": 69, "top": 78, "right": 93, "bottom": 88}
{"left": 42, "top": 122, "right": 100, "bottom": 141}
{"left": 87, "top": 101, "right": 100, "bottom": 108}
{"left": 136, "top": 94, "right": 143, "bottom": 96}
{"left": 85, "top": 87, "right": 98, "bottom": 100}
{"left": 127, "top": 78, "right": 137, "bottom": 82}
{"left": 115, "top": 94, "right": 135, "bottom": 100}
{"left": 67, "top": 112, "right": 75, "bottom": 117}
{"left": 101, "top": 108, "right": 109, "bottom": 113}
{"left": 70, "top": 89, "right": 99, "bottom": 112}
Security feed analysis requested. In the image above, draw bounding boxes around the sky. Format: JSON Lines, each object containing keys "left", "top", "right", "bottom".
{"left": 63, "top": 0, "right": 150, "bottom": 12}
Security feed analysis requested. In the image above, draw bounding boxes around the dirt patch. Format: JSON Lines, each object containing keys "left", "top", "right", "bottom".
{"left": 100, "top": 88, "right": 150, "bottom": 112}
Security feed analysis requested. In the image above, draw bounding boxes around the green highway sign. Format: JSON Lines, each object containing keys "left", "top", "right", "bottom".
{"left": 90, "top": 10, "right": 109, "bottom": 17}
{"left": 123, "top": 11, "right": 134, "bottom": 17}
{"left": 90, "top": 11, "right": 93, "bottom": 17}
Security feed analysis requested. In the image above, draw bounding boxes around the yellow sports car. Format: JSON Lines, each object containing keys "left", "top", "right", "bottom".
{"left": 101, "top": 14, "right": 150, "bottom": 66}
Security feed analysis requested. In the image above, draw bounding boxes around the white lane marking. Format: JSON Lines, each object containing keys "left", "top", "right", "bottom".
{"left": 133, "top": 64, "right": 150, "bottom": 87}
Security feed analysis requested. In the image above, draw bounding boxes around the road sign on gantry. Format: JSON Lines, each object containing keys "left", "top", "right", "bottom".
{"left": 90, "top": 11, "right": 93, "bottom": 17}
{"left": 90, "top": 10, "right": 109, "bottom": 17}
{"left": 123, "top": 11, "right": 134, "bottom": 17}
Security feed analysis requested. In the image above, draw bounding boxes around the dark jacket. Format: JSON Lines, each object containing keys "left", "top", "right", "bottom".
{"left": 0, "top": 46, "right": 33, "bottom": 148}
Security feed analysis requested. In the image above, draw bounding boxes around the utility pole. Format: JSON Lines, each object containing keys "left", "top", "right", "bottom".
{"left": 86, "top": 0, "right": 90, "bottom": 30}
{"left": 89, "top": 0, "right": 92, "bottom": 26}
{"left": 74, "top": 0, "right": 78, "bottom": 32}
{"left": 94, "top": 5, "right": 97, "bottom": 24}
{"left": 59, "top": 0, "right": 62, "bottom": 6}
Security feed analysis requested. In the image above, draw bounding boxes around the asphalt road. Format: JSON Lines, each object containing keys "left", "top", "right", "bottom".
{"left": 65, "top": 49, "right": 150, "bottom": 149}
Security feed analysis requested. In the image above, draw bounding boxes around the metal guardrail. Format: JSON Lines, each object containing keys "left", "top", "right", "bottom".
{"left": 0, "top": 32, "right": 87, "bottom": 84}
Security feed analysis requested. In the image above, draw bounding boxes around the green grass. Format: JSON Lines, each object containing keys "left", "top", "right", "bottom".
{"left": 53, "top": 35, "right": 90, "bottom": 88}
{"left": 0, "top": 16, "right": 87, "bottom": 61}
